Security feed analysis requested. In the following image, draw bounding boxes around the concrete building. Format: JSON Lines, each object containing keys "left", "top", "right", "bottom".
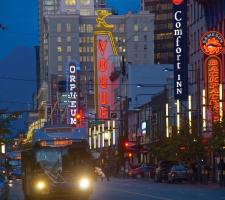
{"left": 37, "top": 0, "right": 154, "bottom": 124}
{"left": 141, "top": 0, "right": 173, "bottom": 64}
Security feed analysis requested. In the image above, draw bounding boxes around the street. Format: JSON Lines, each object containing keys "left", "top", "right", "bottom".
{"left": 9, "top": 178, "right": 225, "bottom": 200}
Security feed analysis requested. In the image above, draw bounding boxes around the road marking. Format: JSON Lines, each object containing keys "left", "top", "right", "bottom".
{"left": 110, "top": 188, "right": 173, "bottom": 200}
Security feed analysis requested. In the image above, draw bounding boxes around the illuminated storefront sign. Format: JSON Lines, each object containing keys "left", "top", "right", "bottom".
{"left": 200, "top": 31, "right": 224, "bottom": 56}
{"left": 94, "top": 10, "right": 118, "bottom": 120}
{"left": 173, "top": 0, "right": 188, "bottom": 100}
{"left": 67, "top": 63, "right": 78, "bottom": 125}
{"left": 205, "top": 56, "right": 221, "bottom": 122}
{"left": 200, "top": 31, "right": 224, "bottom": 123}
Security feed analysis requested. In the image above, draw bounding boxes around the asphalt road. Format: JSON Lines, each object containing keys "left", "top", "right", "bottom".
{"left": 9, "top": 178, "right": 225, "bottom": 200}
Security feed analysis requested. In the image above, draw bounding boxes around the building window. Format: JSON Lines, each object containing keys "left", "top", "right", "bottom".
{"left": 57, "top": 37, "right": 62, "bottom": 42}
{"left": 67, "top": 55, "right": 71, "bottom": 62}
{"left": 66, "top": 23, "right": 71, "bottom": 32}
{"left": 144, "top": 35, "right": 147, "bottom": 41}
{"left": 58, "top": 55, "right": 62, "bottom": 62}
{"left": 143, "top": 25, "right": 148, "bottom": 31}
{"left": 119, "top": 24, "right": 124, "bottom": 32}
{"left": 86, "top": 24, "right": 93, "bottom": 33}
{"left": 67, "top": 36, "right": 71, "bottom": 42}
{"left": 134, "top": 24, "right": 138, "bottom": 31}
{"left": 58, "top": 65, "right": 62, "bottom": 71}
{"left": 65, "top": 0, "right": 76, "bottom": 5}
{"left": 134, "top": 35, "right": 139, "bottom": 41}
{"left": 57, "top": 23, "right": 61, "bottom": 32}
{"left": 144, "top": 45, "right": 147, "bottom": 50}
{"left": 67, "top": 46, "right": 72, "bottom": 52}
{"left": 57, "top": 46, "right": 62, "bottom": 52}
{"left": 79, "top": 24, "right": 86, "bottom": 33}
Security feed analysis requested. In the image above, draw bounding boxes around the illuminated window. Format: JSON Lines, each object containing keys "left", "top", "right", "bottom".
{"left": 86, "top": 24, "right": 93, "bottom": 33}
{"left": 79, "top": 38, "right": 82, "bottom": 43}
{"left": 134, "top": 24, "right": 138, "bottom": 31}
{"left": 58, "top": 55, "right": 62, "bottom": 62}
{"left": 66, "top": 23, "right": 71, "bottom": 32}
{"left": 57, "top": 37, "right": 62, "bottom": 42}
{"left": 64, "top": 0, "right": 76, "bottom": 5}
{"left": 143, "top": 25, "right": 148, "bottom": 31}
{"left": 79, "top": 24, "right": 86, "bottom": 33}
{"left": 67, "top": 36, "right": 71, "bottom": 42}
{"left": 57, "top": 46, "right": 62, "bottom": 52}
{"left": 90, "top": 47, "right": 93, "bottom": 52}
{"left": 79, "top": 47, "right": 82, "bottom": 53}
{"left": 134, "top": 35, "right": 139, "bottom": 42}
{"left": 67, "top": 46, "right": 72, "bottom": 52}
{"left": 119, "top": 24, "right": 124, "bottom": 32}
{"left": 57, "top": 23, "right": 61, "bottom": 32}
{"left": 58, "top": 65, "right": 62, "bottom": 71}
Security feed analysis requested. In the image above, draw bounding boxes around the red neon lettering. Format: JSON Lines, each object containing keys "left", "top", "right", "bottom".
{"left": 99, "top": 107, "right": 108, "bottom": 119}
{"left": 99, "top": 75, "right": 107, "bottom": 89}
{"left": 99, "top": 58, "right": 107, "bottom": 72}
{"left": 207, "top": 57, "right": 220, "bottom": 122}
{"left": 99, "top": 92, "right": 108, "bottom": 105}
{"left": 98, "top": 40, "right": 107, "bottom": 56}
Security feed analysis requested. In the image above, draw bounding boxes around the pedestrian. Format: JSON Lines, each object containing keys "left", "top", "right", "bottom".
{"left": 218, "top": 159, "right": 224, "bottom": 186}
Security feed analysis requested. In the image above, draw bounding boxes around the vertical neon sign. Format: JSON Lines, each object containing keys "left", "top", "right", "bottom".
{"left": 67, "top": 63, "right": 78, "bottom": 126}
{"left": 200, "top": 31, "right": 224, "bottom": 123}
{"left": 94, "top": 10, "right": 118, "bottom": 120}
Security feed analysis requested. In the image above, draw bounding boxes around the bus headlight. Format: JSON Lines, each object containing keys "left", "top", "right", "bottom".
{"left": 35, "top": 180, "right": 46, "bottom": 190}
{"left": 79, "top": 178, "right": 90, "bottom": 190}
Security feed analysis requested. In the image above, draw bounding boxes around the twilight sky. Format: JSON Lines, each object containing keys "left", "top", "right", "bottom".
{"left": 0, "top": 0, "right": 140, "bottom": 134}
{"left": 0, "top": 0, "right": 140, "bottom": 59}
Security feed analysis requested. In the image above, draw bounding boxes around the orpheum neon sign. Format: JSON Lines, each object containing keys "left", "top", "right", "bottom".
{"left": 67, "top": 63, "right": 77, "bottom": 125}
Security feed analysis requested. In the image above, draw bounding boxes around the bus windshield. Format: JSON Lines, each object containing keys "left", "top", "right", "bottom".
{"left": 35, "top": 147, "right": 92, "bottom": 174}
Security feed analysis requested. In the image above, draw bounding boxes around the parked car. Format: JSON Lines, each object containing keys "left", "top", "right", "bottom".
{"left": 128, "top": 165, "right": 154, "bottom": 178}
{"left": 0, "top": 173, "right": 9, "bottom": 200}
{"left": 155, "top": 161, "right": 174, "bottom": 182}
{"left": 168, "top": 164, "right": 188, "bottom": 183}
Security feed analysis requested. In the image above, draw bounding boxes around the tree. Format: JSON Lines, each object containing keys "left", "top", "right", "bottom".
{"left": 150, "top": 120, "right": 204, "bottom": 163}
{"left": 0, "top": 111, "right": 21, "bottom": 142}
{"left": 209, "top": 117, "right": 225, "bottom": 153}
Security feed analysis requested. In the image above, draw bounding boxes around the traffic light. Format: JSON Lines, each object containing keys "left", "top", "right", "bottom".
{"left": 124, "top": 142, "right": 129, "bottom": 148}
{"left": 76, "top": 113, "right": 82, "bottom": 125}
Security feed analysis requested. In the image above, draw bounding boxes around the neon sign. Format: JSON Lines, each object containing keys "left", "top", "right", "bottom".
{"left": 94, "top": 10, "right": 118, "bottom": 121}
{"left": 200, "top": 31, "right": 224, "bottom": 56}
{"left": 205, "top": 56, "right": 221, "bottom": 122}
{"left": 67, "top": 63, "right": 78, "bottom": 125}
{"left": 200, "top": 31, "right": 224, "bottom": 123}
{"left": 173, "top": 0, "right": 188, "bottom": 100}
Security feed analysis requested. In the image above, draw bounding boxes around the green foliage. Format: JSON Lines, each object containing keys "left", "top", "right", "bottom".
{"left": 150, "top": 121, "right": 204, "bottom": 163}
{"left": 209, "top": 118, "right": 225, "bottom": 152}
{"left": 0, "top": 111, "right": 21, "bottom": 136}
